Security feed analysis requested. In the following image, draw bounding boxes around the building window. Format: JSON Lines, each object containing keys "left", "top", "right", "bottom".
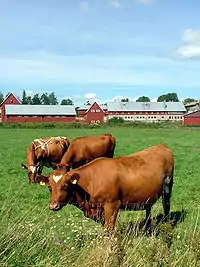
{"left": 96, "top": 109, "right": 100, "bottom": 112}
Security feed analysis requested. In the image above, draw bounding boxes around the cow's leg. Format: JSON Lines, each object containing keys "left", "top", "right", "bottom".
{"left": 38, "top": 164, "right": 43, "bottom": 175}
{"left": 104, "top": 200, "right": 121, "bottom": 231}
{"left": 162, "top": 175, "right": 173, "bottom": 221}
{"left": 145, "top": 205, "right": 152, "bottom": 227}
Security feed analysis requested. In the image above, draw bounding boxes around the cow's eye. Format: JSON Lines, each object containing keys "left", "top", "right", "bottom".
{"left": 48, "top": 186, "right": 52, "bottom": 192}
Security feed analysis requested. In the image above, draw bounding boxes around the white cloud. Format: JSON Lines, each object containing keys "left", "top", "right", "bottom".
{"left": 110, "top": 0, "right": 122, "bottom": 8}
{"left": 1, "top": 50, "right": 200, "bottom": 87}
{"left": 177, "top": 29, "right": 200, "bottom": 59}
{"left": 25, "top": 90, "right": 35, "bottom": 97}
{"left": 106, "top": 95, "right": 140, "bottom": 102}
{"left": 135, "top": 0, "right": 154, "bottom": 4}
{"left": 151, "top": 97, "right": 158, "bottom": 102}
{"left": 85, "top": 93, "right": 97, "bottom": 99}
{"left": 79, "top": 1, "right": 89, "bottom": 12}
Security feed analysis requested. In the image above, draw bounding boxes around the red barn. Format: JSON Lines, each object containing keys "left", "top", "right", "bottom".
{"left": 0, "top": 92, "right": 76, "bottom": 123}
{"left": 77, "top": 102, "right": 107, "bottom": 124}
{"left": 0, "top": 93, "right": 21, "bottom": 122}
{"left": 184, "top": 110, "right": 200, "bottom": 125}
{"left": 4, "top": 105, "right": 76, "bottom": 123}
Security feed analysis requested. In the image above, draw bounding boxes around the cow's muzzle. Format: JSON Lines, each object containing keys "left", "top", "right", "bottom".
{"left": 49, "top": 203, "right": 60, "bottom": 211}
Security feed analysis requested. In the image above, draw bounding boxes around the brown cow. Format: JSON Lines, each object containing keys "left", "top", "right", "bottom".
{"left": 36, "top": 144, "right": 174, "bottom": 229}
{"left": 54, "top": 134, "right": 116, "bottom": 170}
{"left": 21, "top": 136, "right": 70, "bottom": 184}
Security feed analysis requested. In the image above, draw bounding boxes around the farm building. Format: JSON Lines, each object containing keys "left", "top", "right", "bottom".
{"left": 0, "top": 93, "right": 76, "bottom": 123}
{"left": 0, "top": 92, "right": 187, "bottom": 124}
{"left": 77, "top": 101, "right": 107, "bottom": 123}
{"left": 184, "top": 110, "right": 200, "bottom": 125}
{"left": 184, "top": 100, "right": 200, "bottom": 113}
{"left": 4, "top": 105, "right": 76, "bottom": 123}
{"left": 0, "top": 92, "right": 21, "bottom": 122}
{"left": 106, "top": 101, "right": 186, "bottom": 122}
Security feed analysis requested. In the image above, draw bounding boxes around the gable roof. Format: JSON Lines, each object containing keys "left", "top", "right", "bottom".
{"left": 107, "top": 101, "right": 186, "bottom": 112}
{"left": 5, "top": 105, "right": 76, "bottom": 116}
{"left": 86, "top": 102, "right": 105, "bottom": 114}
{"left": 0, "top": 92, "right": 21, "bottom": 107}
{"left": 184, "top": 109, "right": 200, "bottom": 118}
{"left": 78, "top": 102, "right": 107, "bottom": 112}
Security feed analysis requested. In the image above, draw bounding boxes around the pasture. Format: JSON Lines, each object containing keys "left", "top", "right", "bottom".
{"left": 0, "top": 126, "right": 200, "bottom": 266}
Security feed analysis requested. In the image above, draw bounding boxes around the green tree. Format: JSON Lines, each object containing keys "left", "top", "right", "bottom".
{"left": 40, "top": 93, "right": 50, "bottom": 105}
{"left": 22, "top": 90, "right": 29, "bottom": 104}
{"left": 0, "top": 92, "right": 4, "bottom": 104}
{"left": 49, "top": 92, "right": 58, "bottom": 105}
{"left": 26, "top": 96, "right": 32, "bottom": 104}
{"left": 157, "top": 93, "right": 179, "bottom": 102}
{"left": 31, "top": 93, "right": 41, "bottom": 105}
{"left": 121, "top": 98, "right": 129, "bottom": 102}
{"left": 136, "top": 96, "right": 150, "bottom": 102}
{"left": 61, "top": 99, "right": 73, "bottom": 105}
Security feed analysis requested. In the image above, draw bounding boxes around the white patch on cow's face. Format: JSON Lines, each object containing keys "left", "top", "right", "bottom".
{"left": 53, "top": 175, "right": 63, "bottom": 183}
{"left": 41, "top": 145, "right": 46, "bottom": 150}
{"left": 30, "top": 165, "right": 36, "bottom": 173}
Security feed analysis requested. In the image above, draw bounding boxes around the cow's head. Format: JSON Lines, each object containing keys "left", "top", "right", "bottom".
{"left": 51, "top": 162, "right": 71, "bottom": 171}
{"left": 36, "top": 170, "right": 79, "bottom": 211}
{"left": 21, "top": 163, "right": 39, "bottom": 183}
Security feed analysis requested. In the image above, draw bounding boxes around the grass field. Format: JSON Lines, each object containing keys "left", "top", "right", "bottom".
{"left": 1, "top": 126, "right": 200, "bottom": 266}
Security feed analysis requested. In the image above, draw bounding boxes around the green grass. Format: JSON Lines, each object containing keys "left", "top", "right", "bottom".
{"left": 0, "top": 127, "right": 200, "bottom": 266}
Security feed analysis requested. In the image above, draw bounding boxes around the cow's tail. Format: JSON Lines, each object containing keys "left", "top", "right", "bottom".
{"left": 162, "top": 169, "right": 174, "bottom": 220}
{"left": 107, "top": 134, "right": 116, "bottom": 158}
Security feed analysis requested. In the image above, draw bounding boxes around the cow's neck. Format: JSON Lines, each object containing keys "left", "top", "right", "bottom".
{"left": 69, "top": 184, "right": 90, "bottom": 212}
{"left": 26, "top": 144, "right": 37, "bottom": 166}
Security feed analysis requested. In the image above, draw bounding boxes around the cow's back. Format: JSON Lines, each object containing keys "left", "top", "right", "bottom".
{"left": 60, "top": 134, "right": 115, "bottom": 165}
{"left": 74, "top": 134, "right": 115, "bottom": 159}
{"left": 33, "top": 137, "right": 70, "bottom": 163}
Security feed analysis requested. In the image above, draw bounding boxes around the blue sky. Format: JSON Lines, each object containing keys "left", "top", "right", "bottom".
{"left": 0, "top": 0, "right": 200, "bottom": 105}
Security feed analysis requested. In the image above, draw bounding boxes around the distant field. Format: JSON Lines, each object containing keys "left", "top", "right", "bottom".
{"left": 1, "top": 127, "right": 200, "bottom": 266}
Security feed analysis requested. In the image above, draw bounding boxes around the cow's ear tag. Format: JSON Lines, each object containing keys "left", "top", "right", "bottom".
{"left": 40, "top": 181, "right": 46, "bottom": 186}
{"left": 72, "top": 179, "right": 77, "bottom": 185}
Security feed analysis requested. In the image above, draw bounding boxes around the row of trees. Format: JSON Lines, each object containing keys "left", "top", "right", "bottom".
{"left": 22, "top": 90, "right": 74, "bottom": 105}
{"left": 0, "top": 91, "right": 197, "bottom": 106}
{"left": 121, "top": 93, "right": 197, "bottom": 105}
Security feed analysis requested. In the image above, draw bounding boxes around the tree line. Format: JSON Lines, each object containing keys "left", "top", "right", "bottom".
{"left": 0, "top": 91, "right": 197, "bottom": 106}
{"left": 0, "top": 90, "right": 74, "bottom": 105}
{"left": 121, "top": 93, "right": 197, "bottom": 105}
{"left": 21, "top": 90, "right": 74, "bottom": 105}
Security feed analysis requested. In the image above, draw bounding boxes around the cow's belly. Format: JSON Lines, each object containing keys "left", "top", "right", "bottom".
{"left": 120, "top": 188, "right": 162, "bottom": 210}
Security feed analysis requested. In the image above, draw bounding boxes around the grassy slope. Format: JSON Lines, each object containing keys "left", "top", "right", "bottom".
{"left": 0, "top": 127, "right": 200, "bottom": 266}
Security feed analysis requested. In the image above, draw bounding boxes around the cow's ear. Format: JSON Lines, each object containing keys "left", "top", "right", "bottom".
{"left": 35, "top": 175, "right": 49, "bottom": 186}
{"left": 70, "top": 173, "right": 80, "bottom": 185}
{"left": 21, "top": 163, "right": 28, "bottom": 169}
{"left": 51, "top": 162, "right": 58, "bottom": 167}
